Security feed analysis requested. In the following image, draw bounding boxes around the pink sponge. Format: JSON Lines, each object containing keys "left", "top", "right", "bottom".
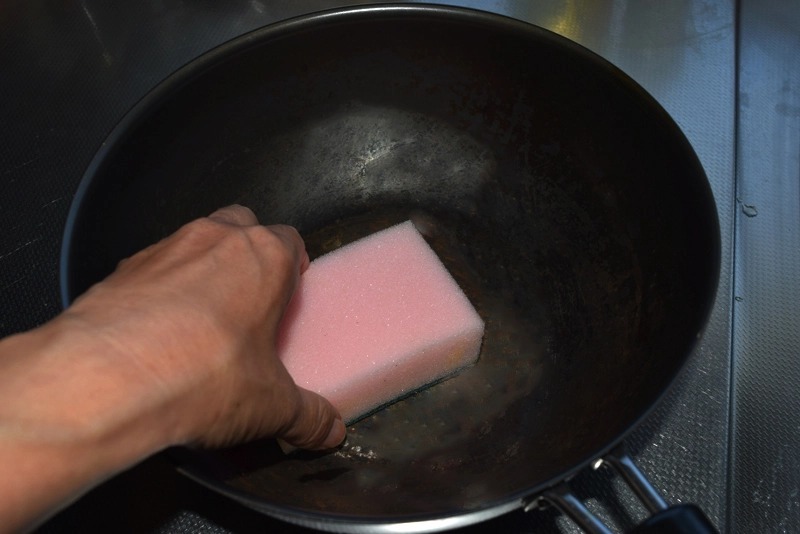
{"left": 276, "top": 221, "right": 485, "bottom": 424}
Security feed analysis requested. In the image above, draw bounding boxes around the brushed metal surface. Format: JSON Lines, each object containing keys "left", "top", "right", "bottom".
{"left": 732, "top": 0, "right": 800, "bottom": 531}
{"left": 0, "top": 1, "right": 743, "bottom": 532}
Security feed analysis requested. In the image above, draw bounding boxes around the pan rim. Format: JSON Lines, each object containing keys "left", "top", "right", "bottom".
{"left": 59, "top": 3, "right": 722, "bottom": 532}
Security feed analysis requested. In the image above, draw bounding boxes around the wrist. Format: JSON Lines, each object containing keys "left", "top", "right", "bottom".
{"left": 0, "top": 315, "right": 180, "bottom": 468}
{"left": 0, "top": 318, "right": 177, "bottom": 530}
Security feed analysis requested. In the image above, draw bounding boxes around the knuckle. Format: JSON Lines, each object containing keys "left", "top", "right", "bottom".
{"left": 210, "top": 204, "right": 257, "bottom": 225}
{"left": 248, "top": 226, "right": 295, "bottom": 266}
{"left": 176, "top": 217, "right": 224, "bottom": 242}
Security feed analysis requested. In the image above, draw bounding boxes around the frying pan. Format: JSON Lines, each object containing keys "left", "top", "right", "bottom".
{"left": 60, "top": 5, "right": 720, "bottom": 533}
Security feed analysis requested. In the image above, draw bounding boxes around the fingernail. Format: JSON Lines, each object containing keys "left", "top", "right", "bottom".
{"left": 277, "top": 438, "right": 296, "bottom": 455}
{"left": 322, "top": 417, "right": 346, "bottom": 449}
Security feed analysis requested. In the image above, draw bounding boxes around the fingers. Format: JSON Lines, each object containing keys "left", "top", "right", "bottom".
{"left": 207, "top": 206, "right": 310, "bottom": 273}
{"left": 207, "top": 204, "right": 259, "bottom": 226}
{"left": 280, "top": 388, "right": 346, "bottom": 451}
{"left": 265, "top": 224, "right": 311, "bottom": 274}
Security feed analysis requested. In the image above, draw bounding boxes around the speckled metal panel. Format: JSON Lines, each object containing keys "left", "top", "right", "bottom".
{"left": 0, "top": 1, "right": 739, "bottom": 532}
{"left": 732, "top": 1, "right": 800, "bottom": 532}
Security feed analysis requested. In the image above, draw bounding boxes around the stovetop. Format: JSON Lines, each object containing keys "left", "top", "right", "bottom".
{"left": 1, "top": 1, "right": 797, "bottom": 532}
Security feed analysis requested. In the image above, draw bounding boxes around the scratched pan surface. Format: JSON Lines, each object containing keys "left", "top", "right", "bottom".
{"left": 60, "top": 5, "right": 719, "bottom": 531}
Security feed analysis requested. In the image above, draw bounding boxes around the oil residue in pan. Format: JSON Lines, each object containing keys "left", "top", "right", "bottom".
{"left": 219, "top": 206, "right": 550, "bottom": 513}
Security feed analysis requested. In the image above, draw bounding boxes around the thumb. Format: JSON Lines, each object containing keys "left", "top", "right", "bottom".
{"left": 280, "top": 388, "right": 346, "bottom": 451}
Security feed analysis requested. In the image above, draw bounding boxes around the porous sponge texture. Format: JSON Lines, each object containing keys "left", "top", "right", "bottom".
{"left": 277, "top": 221, "right": 485, "bottom": 424}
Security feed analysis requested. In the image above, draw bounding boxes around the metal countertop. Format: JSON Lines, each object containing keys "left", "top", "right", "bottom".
{"left": 0, "top": 1, "right": 796, "bottom": 532}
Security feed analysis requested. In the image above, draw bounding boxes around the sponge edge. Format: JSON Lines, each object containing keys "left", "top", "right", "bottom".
{"left": 277, "top": 221, "right": 485, "bottom": 424}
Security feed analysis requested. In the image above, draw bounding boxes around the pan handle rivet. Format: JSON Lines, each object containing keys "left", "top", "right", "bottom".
{"left": 591, "top": 458, "right": 604, "bottom": 470}
{"left": 523, "top": 496, "right": 548, "bottom": 513}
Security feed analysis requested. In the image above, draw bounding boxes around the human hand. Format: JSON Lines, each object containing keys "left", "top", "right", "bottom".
{"left": 0, "top": 204, "right": 349, "bottom": 532}
{"left": 63, "top": 204, "right": 346, "bottom": 450}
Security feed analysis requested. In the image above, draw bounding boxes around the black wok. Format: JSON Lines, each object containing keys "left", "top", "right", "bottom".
{"left": 60, "top": 5, "right": 720, "bottom": 533}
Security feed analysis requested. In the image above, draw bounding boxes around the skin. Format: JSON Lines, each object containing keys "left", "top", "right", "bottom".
{"left": 0, "top": 205, "right": 346, "bottom": 533}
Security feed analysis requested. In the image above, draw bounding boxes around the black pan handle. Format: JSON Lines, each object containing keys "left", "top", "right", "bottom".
{"left": 531, "top": 444, "right": 718, "bottom": 534}
{"left": 629, "top": 504, "right": 718, "bottom": 533}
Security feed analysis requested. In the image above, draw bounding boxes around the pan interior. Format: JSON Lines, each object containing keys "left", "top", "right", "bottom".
{"left": 62, "top": 7, "right": 719, "bottom": 521}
